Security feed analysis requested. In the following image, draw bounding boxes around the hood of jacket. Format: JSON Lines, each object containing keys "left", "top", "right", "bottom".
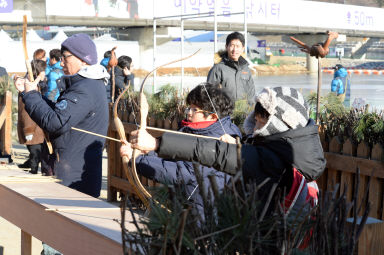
{"left": 50, "top": 61, "right": 63, "bottom": 71}
{"left": 100, "top": 57, "right": 110, "bottom": 68}
{"left": 334, "top": 67, "right": 348, "bottom": 78}
{"left": 214, "top": 50, "right": 249, "bottom": 70}
{"left": 245, "top": 118, "right": 326, "bottom": 181}
{"left": 179, "top": 116, "right": 242, "bottom": 138}
{"left": 78, "top": 64, "right": 110, "bottom": 84}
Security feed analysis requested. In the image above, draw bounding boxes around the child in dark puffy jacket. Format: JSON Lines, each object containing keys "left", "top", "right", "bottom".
{"left": 120, "top": 83, "right": 242, "bottom": 216}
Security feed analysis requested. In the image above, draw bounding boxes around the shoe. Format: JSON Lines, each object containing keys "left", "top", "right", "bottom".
{"left": 28, "top": 170, "right": 38, "bottom": 174}
{"left": 18, "top": 160, "right": 31, "bottom": 168}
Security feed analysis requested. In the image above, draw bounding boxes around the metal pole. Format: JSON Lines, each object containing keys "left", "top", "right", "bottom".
{"left": 214, "top": 0, "right": 217, "bottom": 54}
{"left": 244, "top": 0, "right": 247, "bottom": 56}
{"left": 181, "top": 19, "right": 184, "bottom": 93}
{"left": 316, "top": 58, "right": 322, "bottom": 124}
{"left": 180, "top": 0, "right": 184, "bottom": 93}
{"left": 153, "top": 13, "right": 157, "bottom": 93}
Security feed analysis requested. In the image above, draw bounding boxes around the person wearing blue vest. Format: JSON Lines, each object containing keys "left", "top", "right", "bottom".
{"left": 331, "top": 64, "right": 351, "bottom": 107}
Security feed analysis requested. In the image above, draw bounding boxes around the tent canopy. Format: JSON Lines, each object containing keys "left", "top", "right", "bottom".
{"left": 0, "top": 30, "right": 13, "bottom": 42}
{"left": 173, "top": 31, "right": 226, "bottom": 42}
{"left": 27, "top": 29, "right": 44, "bottom": 41}
{"left": 94, "top": 34, "right": 116, "bottom": 41}
{"left": 52, "top": 30, "right": 68, "bottom": 42}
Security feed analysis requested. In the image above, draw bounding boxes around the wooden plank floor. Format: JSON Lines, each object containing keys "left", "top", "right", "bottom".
{"left": 0, "top": 168, "right": 142, "bottom": 255}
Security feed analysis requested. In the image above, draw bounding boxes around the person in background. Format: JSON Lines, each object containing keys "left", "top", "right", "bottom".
{"left": 18, "top": 49, "right": 49, "bottom": 169}
{"left": 33, "top": 48, "right": 47, "bottom": 61}
{"left": 37, "top": 49, "right": 64, "bottom": 176}
{"left": 121, "top": 83, "right": 241, "bottom": 216}
{"left": 45, "top": 49, "right": 64, "bottom": 102}
{"left": 100, "top": 50, "right": 111, "bottom": 69}
{"left": 33, "top": 48, "right": 50, "bottom": 75}
{"left": 17, "top": 60, "right": 46, "bottom": 174}
{"left": 106, "top": 55, "right": 134, "bottom": 102}
{"left": 207, "top": 31, "right": 255, "bottom": 105}
{"left": 331, "top": 64, "right": 351, "bottom": 107}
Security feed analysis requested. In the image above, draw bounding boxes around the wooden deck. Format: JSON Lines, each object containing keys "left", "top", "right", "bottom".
{"left": 0, "top": 169, "right": 142, "bottom": 255}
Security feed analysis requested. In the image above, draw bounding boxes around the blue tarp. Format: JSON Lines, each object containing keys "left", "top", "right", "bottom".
{"left": 173, "top": 31, "right": 225, "bottom": 42}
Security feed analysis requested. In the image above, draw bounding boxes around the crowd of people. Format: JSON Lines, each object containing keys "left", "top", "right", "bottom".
{"left": 9, "top": 31, "right": 328, "bottom": 254}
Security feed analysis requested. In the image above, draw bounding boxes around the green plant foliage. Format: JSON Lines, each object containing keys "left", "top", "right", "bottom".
{"left": 353, "top": 111, "right": 384, "bottom": 145}
{"left": 0, "top": 76, "right": 17, "bottom": 96}
{"left": 118, "top": 84, "right": 187, "bottom": 124}
{"left": 121, "top": 169, "right": 369, "bottom": 255}
{"left": 310, "top": 91, "right": 384, "bottom": 146}
{"left": 231, "top": 99, "right": 253, "bottom": 130}
{"left": 146, "top": 84, "right": 186, "bottom": 121}
{"left": 0, "top": 76, "right": 18, "bottom": 130}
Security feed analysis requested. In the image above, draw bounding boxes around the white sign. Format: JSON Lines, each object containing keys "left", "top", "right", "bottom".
{"left": 149, "top": 0, "right": 384, "bottom": 32}
{"left": 44, "top": 0, "right": 384, "bottom": 32}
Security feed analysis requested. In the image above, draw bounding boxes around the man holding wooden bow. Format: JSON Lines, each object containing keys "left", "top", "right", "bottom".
{"left": 14, "top": 33, "right": 110, "bottom": 198}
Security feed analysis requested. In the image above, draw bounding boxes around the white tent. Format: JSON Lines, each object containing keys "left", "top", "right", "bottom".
{"left": 0, "top": 30, "right": 13, "bottom": 42}
{"left": 27, "top": 29, "right": 44, "bottom": 42}
{"left": 94, "top": 34, "right": 116, "bottom": 41}
{"left": 52, "top": 30, "right": 67, "bottom": 42}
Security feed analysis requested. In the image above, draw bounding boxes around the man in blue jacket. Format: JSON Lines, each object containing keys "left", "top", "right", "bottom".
{"left": 121, "top": 83, "right": 242, "bottom": 216}
{"left": 14, "top": 33, "right": 110, "bottom": 198}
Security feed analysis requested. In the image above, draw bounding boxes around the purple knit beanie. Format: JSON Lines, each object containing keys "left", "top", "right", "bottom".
{"left": 61, "top": 33, "right": 97, "bottom": 65}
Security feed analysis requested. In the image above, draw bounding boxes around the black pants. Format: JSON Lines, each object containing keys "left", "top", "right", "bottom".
{"left": 26, "top": 144, "right": 42, "bottom": 173}
{"left": 41, "top": 142, "right": 55, "bottom": 176}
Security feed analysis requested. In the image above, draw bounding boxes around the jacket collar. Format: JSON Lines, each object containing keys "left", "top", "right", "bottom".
{"left": 220, "top": 52, "right": 248, "bottom": 69}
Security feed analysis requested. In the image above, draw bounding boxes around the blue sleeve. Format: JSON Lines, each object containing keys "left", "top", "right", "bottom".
{"left": 136, "top": 153, "right": 191, "bottom": 185}
{"left": 46, "top": 70, "right": 63, "bottom": 101}
{"left": 23, "top": 85, "right": 94, "bottom": 135}
{"left": 331, "top": 79, "right": 343, "bottom": 94}
{"left": 45, "top": 66, "right": 51, "bottom": 76}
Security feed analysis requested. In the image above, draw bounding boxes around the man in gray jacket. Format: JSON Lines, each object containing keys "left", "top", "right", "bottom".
{"left": 207, "top": 32, "right": 255, "bottom": 105}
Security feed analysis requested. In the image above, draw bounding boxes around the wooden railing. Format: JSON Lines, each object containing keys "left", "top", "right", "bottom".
{"left": 0, "top": 91, "right": 12, "bottom": 157}
{"left": 318, "top": 134, "right": 384, "bottom": 220}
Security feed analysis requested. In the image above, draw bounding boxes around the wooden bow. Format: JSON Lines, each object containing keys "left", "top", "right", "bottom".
{"left": 108, "top": 46, "right": 118, "bottom": 103}
{"left": 113, "top": 82, "right": 150, "bottom": 206}
{"left": 114, "top": 49, "right": 200, "bottom": 207}
{"left": 22, "top": 15, "right": 54, "bottom": 155}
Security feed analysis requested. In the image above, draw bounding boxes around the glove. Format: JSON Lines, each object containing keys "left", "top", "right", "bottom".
{"left": 25, "top": 134, "right": 33, "bottom": 141}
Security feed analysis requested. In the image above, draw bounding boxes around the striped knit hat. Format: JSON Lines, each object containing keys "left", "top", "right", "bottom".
{"left": 246, "top": 87, "right": 309, "bottom": 137}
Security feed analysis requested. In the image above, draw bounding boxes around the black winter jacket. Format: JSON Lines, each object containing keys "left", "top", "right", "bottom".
{"left": 156, "top": 119, "right": 325, "bottom": 194}
{"left": 23, "top": 68, "right": 109, "bottom": 197}
{"left": 207, "top": 52, "right": 255, "bottom": 105}
{"left": 106, "top": 67, "right": 134, "bottom": 102}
